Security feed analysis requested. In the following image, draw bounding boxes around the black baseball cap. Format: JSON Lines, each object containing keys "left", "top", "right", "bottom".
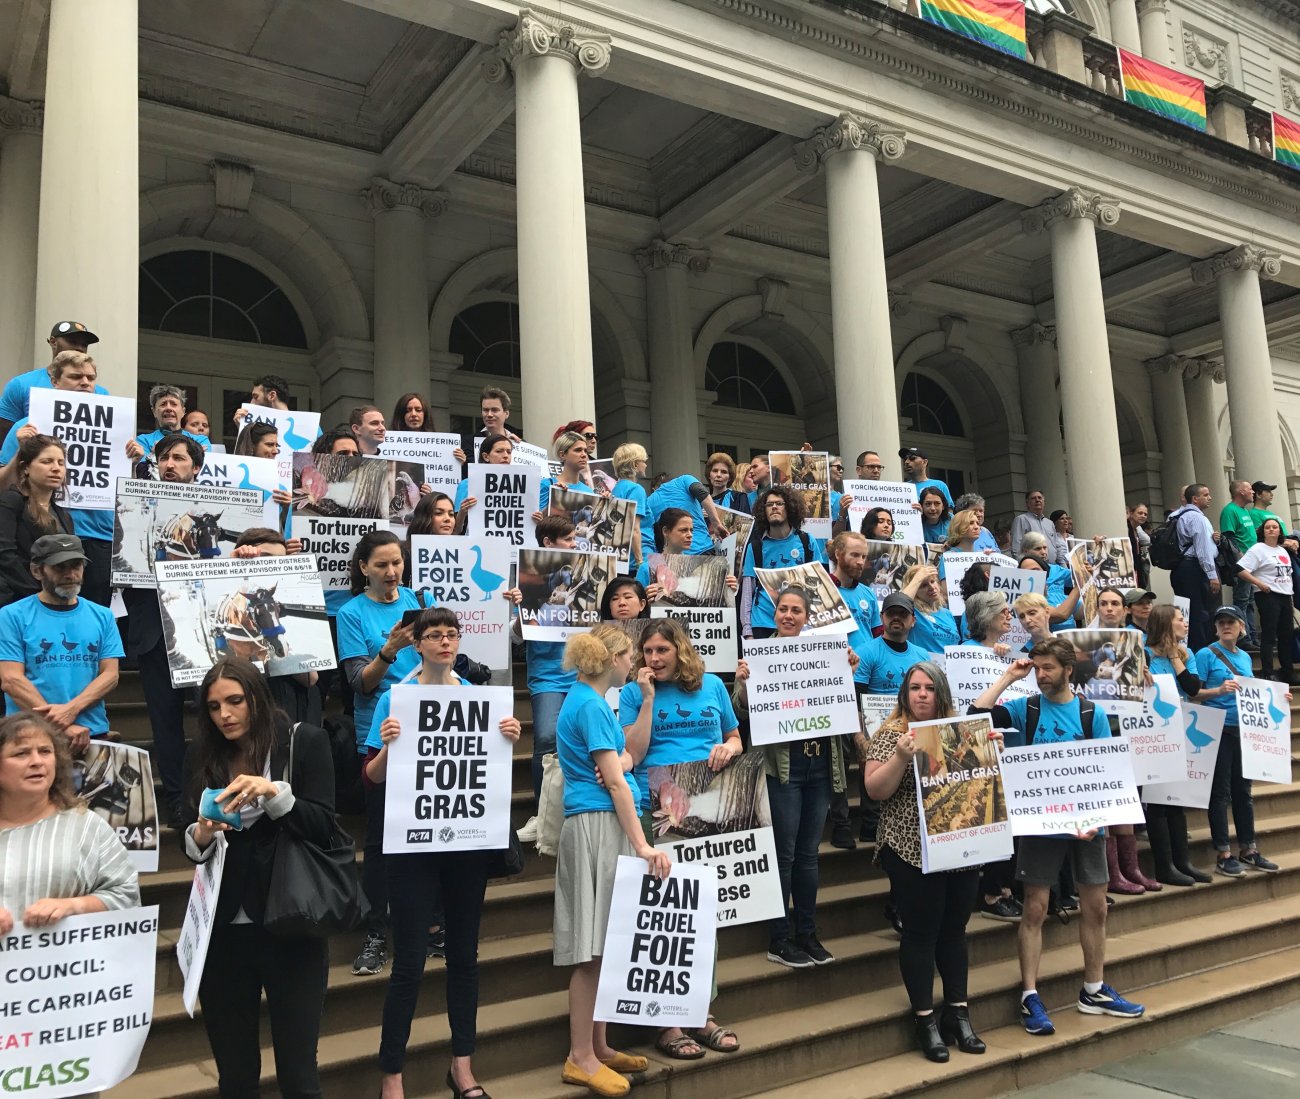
{"left": 881, "top": 592, "right": 915, "bottom": 615}
{"left": 1213, "top": 605, "right": 1247, "bottom": 625}
{"left": 30, "top": 533, "right": 90, "bottom": 566}
{"left": 1251, "top": 481, "right": 1277, "bottom": 495}
{"left": 49, "top": 320, "right": 98, "bottom": 344}
{"left": 899, "top": 446, "right": 928, "bottom": 461}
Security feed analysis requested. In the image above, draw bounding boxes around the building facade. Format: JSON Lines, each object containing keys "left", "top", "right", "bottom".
{"left": 2, "top": 0, "right": 1300, "bottom": 535}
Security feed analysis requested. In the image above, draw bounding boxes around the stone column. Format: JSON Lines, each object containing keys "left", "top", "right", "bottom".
{"left": 0, "top": 97, "right": 42, "bottom": 377}
{"left": 1023, "top": 188, "right": 1126, "bottom": 537}
{"left": 362, "top": 178, "right": 445, "bottom": 419}
{"left": 1144, "top": 354, "right": 1197, "bottom": 512}
{"left": 637, "top": 239, "right": 708, "bottom": 470}
{"left": 1183, "top": 358, "right": 1226, "bottom": 505}
{"left": 794, "top": 113, "right": 906, "bottom": 463}
{"left": 1135, "top": 0, "right": 1172, "bottom": 63}
{"left": 35, "top": 0, "right": 138, "bottom": 391}
{"left": 493, "top": 11, "right": 609, "bottom": 444}
{"left": 1011, "top": 323, "right": 1071, "bottom": 512}
{"left": 1192, "top": 244, "right": 1289, "bottom": 497}
{"left": 1108, "top": 0, "right": 1142, "bottom": 52}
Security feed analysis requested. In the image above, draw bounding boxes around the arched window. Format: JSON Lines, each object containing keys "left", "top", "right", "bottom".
{"left": 1025, "top": 0, "right": 1076, "bottom": 13}
{"left": 139, "top": 250, "right": 307, "bottom": 348}
{"left": 705, "top": 342, "right": 795, "bottom": 414}
{"left": 901, "top": 372, "right": 966, "bottom": 437}
{"left": 449, "top": 301, "right": 521, "bottom": 378}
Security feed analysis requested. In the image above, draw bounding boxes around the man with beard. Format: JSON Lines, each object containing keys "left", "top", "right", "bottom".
{"left": 125, "top": 384, "right": 211, "bottom": 467}
{"left": 0, "top": 534, "right": 123, "bottom": 755}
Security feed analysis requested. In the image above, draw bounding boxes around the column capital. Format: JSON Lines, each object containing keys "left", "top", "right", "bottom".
{"left": 1190, "top": 243, "right": 1282, "bottom": 284}
{"left": 1022, "top": 187, "right": 1121, "bottom": 233}
{"left": 1143, "top": 352, "right": 1186, "bottom": 377}
{"left": 793, "top": 112, "right": 907, "bottom": 173}
{"left": 1183, "top": 357, "right": 1226, "bottom": 383}
{"left": 634, "top": 239, "right": 710, "bottom": 274}
{"left": 361, "top": 177, "right": 448, "bottom": 219}
{"left": 493, "top": 9, "right": 612, "bottom": 79}
{"left": 1135, "top": 0, "right": 1169, "bottom": 14}
{"left": 1011, "top": 322, "right": 1058, "bottom": 349}
{"left": 0, "top": 95, "right": 43, "bottom": 138}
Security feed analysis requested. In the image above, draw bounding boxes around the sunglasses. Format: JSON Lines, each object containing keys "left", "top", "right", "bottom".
{"left": 582, "top": 432, "right": 598, "bottom": 442}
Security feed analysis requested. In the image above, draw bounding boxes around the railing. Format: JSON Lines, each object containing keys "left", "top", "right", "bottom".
{"left": 1082, "top": 37, "right": 1123, "bottom": 100}
{"left": 1245, "top": 106, "right": 1275, "bottom": 157}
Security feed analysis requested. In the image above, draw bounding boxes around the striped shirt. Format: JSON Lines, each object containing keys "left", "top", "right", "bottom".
{"left": 0, "top": 808, "right": 139, "bottom": 914}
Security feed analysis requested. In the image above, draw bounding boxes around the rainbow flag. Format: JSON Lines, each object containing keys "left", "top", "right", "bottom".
{"left": 1118, "top": 48, "right": 1207, "bottom": 132}
{"left": 1274, "top": 113, "right": 1300, "bottom": 170}
{"left": 919, "top": 0, "right": 1027, "bottom": 61}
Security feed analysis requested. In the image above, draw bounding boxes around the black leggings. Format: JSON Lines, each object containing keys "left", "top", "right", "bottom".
{"left": 1256, "top": 591, "right": 1295, "bottom": 678}
{"left": 362, "top": 778, "right": 388, "bottom": 935}
{"left": 880, "top": 846, "right": 980, "bottom": 1013}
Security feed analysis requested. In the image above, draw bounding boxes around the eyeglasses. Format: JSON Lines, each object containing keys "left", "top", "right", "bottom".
{"left": 582, "top": 432, "right": 598, "bottom": 442}
{"left": 418, "top": 630, "right": 461, "bottom": 642}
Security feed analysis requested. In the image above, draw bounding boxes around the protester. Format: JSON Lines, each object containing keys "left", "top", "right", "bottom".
{"left": 126, "top": 384, "right": 211, "bottom": 461}
{"left": 1168, "top": 484, "right": 1222, "bottom": 652}
{"left": 1123, "top": 588, "right": 1157, "bottom": 633}
{"left": 349, "top": 405, "right": 388, "bottom": 457}
{"left": 599, "top": 576, "right": 649, "bottom": 621}
{"left": 554, "top": 625, "right": 666, "bottom": 1098}
{"left": 555, "top": 420, "right": 599, "bottom": 461}
{"left": 0, "top": 351, "right": 98, "bottom": 486}
{"left": 1236, "top": 518, "right": 1295, "bottom": 682}
{"left": 0, "top": 713, "right": 138, "bottom": 934}
{"left": 705, "top": 452, "right": 749, "bottom": 513}
{"left": 1010, "top": 490, "right": 1054, "bottom": 557}
{"left": 899, "top": 446, "right": 952, "bottom": 507}
{"left": 1015, "top": 544, "right": 1082, "bottom": 628}
{"left": 899, "top": 564, "right": 959, "bottom": 654}
{"left": 733, "top": 461, "right": 758, "bottom": 501}
{"left": 182, "top": 408, "right": 211, "bottom": 438}
{"left": 641, "top": 470, "right": 727, "bottom": 564}
{"left": 1012, "top": 593, "right": 1056, "bottom": 651}
{"left": 854, "top": 592, "right": 930, "bottom": 693}
{"left": 1048, "top": 509, "right": 1072, "bottom": 564}
{"left": 0, "top": 435, "right": 71, "bottom": 604}
{"left": 181, "top": 658, "right": 335, "bottom": 1098}
{"left": 1127, "top": 503, "right": 1152, "bottom": 588}
{"left": 390, "top": 392, "right": 435, "bottom": 431}
{"left": 363, "top": 608, "right": 521, "bottom": 1099}
{"left": 860, "top": 506, "right": 896, "bottom": 542}
{"left": 452, "top": 387, "right": 523, "bottom": 465}
{"left": 856, "top": 451, "right": 884, "bottom": 480}
{"left": 941, "top": 509, "right": 986, "bottom": 556}
{"left": 741, "top": 484, "right": 825, "bottom": 639}
{"left": 233, "top": 420, "right": 280, "bottom": 459}
{"left": 961, "top": 591, "right": 1013, "bottom": 655}
{"left": 1220, "top": 480, "right": 1259, "bottom": 647}
{"left": 540, "top": 431, "right": 596, "bottom": 511}
{"left": 610, "top": 443, "right": 650, "bottom": 568}
{"left": 453, "top": 433, "right": 514, "bottom": 529}
{"left": 919, "top": 487, "right": 951, "bottom": 543}
{"left": 952, "top": 494, "right": 1000, "bottom": 552}
{"left": 745, "top": 454, "right": 772, "bottom": 509}
{"left": 0, "top": 320, "right": 103, "bottom": 443}
{"left": 865, "top": 662, "right": 985, "bottom": 1063}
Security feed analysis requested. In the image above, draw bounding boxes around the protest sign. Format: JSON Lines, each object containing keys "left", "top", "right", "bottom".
{"left": 859, "top": 693, "right": 896, "bottom": 737}
{"left": 475, "top": 434, "right": 549, "bottom": 470}
{"left": 409, "top": 536, "right": 512, "bottom": 675}
{"left": 843, "top": 478, "right": 923, "bottom": 542}
{"left": 361, "top": 453, "right": 426, "bottom": 531}
{"left": 587, "top": 458, "right": 617, "bottom": 494}
{"left": 178, "top": 835, "right": 225, "bottom": 1017}
{"left": 650, "top": 606, "right": 738, "bottom": 673}
{"left": 939, "top": 551, "right": 1016, "bottom": 617}
{"left": 154, "top": 555, "right": 335, "bottom": 686}
{"left": 0, "top": 906, "right": 159, "bottom": 1096}
{"left": 744, "top": 635, "right": 859, "bottom": 746}
{"left": 998, "top": 738, "right": 1144, "bottom": 835}
{"left": 194, "top": 452, "right": 283, "bottom": 525}
{"left": 1059, "top": 628, "right": 1146, "bottom": 716}
{"left": 943, "top": 645, "right": 1037, "bottom": 714}
{"left": 75, "top": 741, "right": 158, "bottom": 873}
{"left": 382, "top": 685, "right": 515, "bottom": 853}
{"left": 644, "top": 552, "right": 736, "bottom": 671}
{"left": 238, "top": 404, "right": 321, "bottom": 484}
{"left": 989, "top": 566, "right": 1046, "bottom": 599}
{"left": 1068, "top": 537, "right": 1136, "bottom": 624}
{"left": 864, "top": 540, "right": 932, "bottom": 604}
{"left": 292, "top": 451, "right": 387, "bottom": 588}
{"left": 549, "top": 484, "right": 638, "bottom": 564}
{"left": 713, "top": 505, "right": 754, "bottom": 578}
{"left": 465, "top": 464, "right": 540, "bottom": 552}
{"left": 912, "top": 715, "right": 1013, "bottom": 873}
{"left": 28, "top": 389, "right": 134, "bottom": 512}
{"left": 594, "top": 857, "right": 716, "bottom": 1028}
{"left": 111, "top": 478, "right": 267, "bottom": 588}
{"left": 1119, "top": 674, "right": 1187, "bottom": 785}
{"left": 771, "top": 450, "right": 832, "bottom": 539}
{"left": 1236, "top": 676, "right": 1293, "bottom": 784}
{"left": 755, "top": 560, "right": 853, "bottom": 635}
{"left": 1143, "top": 702, "right": 1226, "bottom": 809}
{"left": 516, "top": 547, "right": 611, "bottom": 640}
{"left": 376, "top": 430, "right": 462, "bottom": 494}
{"left": 649, "top": 752, "right": 782, "bottom": 927}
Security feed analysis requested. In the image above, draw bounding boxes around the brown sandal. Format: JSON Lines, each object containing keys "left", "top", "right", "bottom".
{"left": 687, "top": 1022, "right": 740, "bottom": 1053}
{"left": 655, "top": 1031, "right": 705, "bottom": 1060}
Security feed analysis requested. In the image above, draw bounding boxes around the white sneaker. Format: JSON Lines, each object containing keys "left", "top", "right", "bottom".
{"left": 517, "top": 815, "right": 539, "bottom": 843}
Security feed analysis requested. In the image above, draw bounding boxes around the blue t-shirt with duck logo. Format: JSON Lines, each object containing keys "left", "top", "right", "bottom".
{"left": 999, "top": 694, "right": 1112, "bottom": 747}
{"left": 742, "top": 530, "right": 826, "bottom": 631}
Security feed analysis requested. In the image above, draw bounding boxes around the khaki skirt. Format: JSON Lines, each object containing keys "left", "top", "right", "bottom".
{"left": 553, "top": 811, "right": 635, "bottom": 966}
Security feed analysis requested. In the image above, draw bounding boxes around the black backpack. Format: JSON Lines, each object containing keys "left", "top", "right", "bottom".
{"left": 1025, "top": 695, "right": 1097, "bottom": 741}
{"left": 1148, "top": 513, "right": 1186, "bottom": 571}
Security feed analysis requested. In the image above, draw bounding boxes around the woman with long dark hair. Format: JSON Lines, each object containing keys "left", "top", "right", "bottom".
{"left": 919, "top": 487, "right": 951, "bottom": 544}
{"left": 182, "top": 657, "right": 336, "bottom": 1097}
{"left": 861, "top": 507, "right": 896, "bottom": 542}
{"left": 0, "top": 434, "right": 71, "bottom": 603}
{"left": 390, "top": 392, "right": 434, "bottom": 432}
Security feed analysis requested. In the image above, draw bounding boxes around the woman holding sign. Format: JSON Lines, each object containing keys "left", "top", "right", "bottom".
{"left": 555, "top": 625, "right": 670, "bottom": 1098}
{"left": 363, "top": 608, "right": 521, "bottom": 1099}
{"left": 452, "top": 433, "right": 514, "bottom": 533}
{"left": 864, "top": 662, "right": 985, "bottom": 1063}
{"left": 540, "top": 431, "right": 596, "bottom": 512}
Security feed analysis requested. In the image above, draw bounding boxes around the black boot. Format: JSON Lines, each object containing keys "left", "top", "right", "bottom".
{"left": 938, "top": 1004, "right": 986, "bottom": 1055}
{"left": 915, "top": 1013, "right": 949, "bottom": 1063}
{"left": 1147, "top": 813, "right": 1195, "bottom": 887}
{"left": 1167, "top": 807, "right": 1212, "bottom": 883}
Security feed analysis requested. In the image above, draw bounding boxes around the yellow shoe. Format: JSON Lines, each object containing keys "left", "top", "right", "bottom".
{"left": 600, "top": 1051, "right": 649, "bottom": 1074}
{"left": 561, "top": 1059, "right": 631, "bottom": 1096}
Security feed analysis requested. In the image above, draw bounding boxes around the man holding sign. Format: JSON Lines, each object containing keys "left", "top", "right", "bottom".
{"left": 971, "top": 637, "right": 1144, "bottom": 1037}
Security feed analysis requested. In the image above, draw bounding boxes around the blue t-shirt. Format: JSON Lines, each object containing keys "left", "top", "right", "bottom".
{"left": 912, "top": 478, "right": 954, "bottom": 509}
{"left": 742, "top": 530, "right": 826, "bottom": 631}
{"left": 336, "top": 588, "right": 423, "bottom": 752}
{"left": 0, "top": 596, "right": 125, "bottom": 734}
{"left": 614, "top": 479, "right": 649, "bottom": 571}
{"left": 363, "top": 670, "right": 468, "bottom": 751}
{"left": 557, "top": 681, "right": 639, "bottom": 815}
{"left": 837, "top": 581, "right": 881, "bottom": 664}
{"left": 645, "top": 475, "right": 712, "bottom": 557}
{"left": 854, "top": 636, "right": 930, "bottom": 691}
{"left": 0, "top": 367, "right": 109, "bottom": 423}
{"left": 526, "top": 639, "right": 575, "bottom": 695}
{"left": 135, "top": 427, "right": 212, "bottom": 453}
{"left": 922, "top": 518, "right": 950, "bottom": 543}
{"left": 910, "top": 607, "right": 959, "bottom": 654}
{"left": 324, "top": 588, "right": 352, "bottom": 617}
{"left": 618, "top": 675, "right": 739, "bottom": 811}
{"left": 1193, "top": 644, "right": 1252, "bottom": 724}
{"left": 454, "top": 479, "right": 470, "bottom": 510}
{"left": 999, "top": 694, "right": 1112, "bottom": 747}
{"left": 972, "top": 529, "right": 999, "bottom": 552}
{"left": 539, "top": 476, "right": 593, "bottom": 512}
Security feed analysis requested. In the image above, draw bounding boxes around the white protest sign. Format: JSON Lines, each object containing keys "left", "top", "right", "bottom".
{"left": 465, "top": 464, "right": 540, "bottom": 553}
{"left": 989, "top": 566, "right": 1046, "bottom": 599}
{"left": 238, "top": 404, "right": 321, "bottom": 485}
{"left": 595, "top": 857, "right": 716, "bottom": 1028}
{"left": 1119, "top": 674, "right": 1187, "bottom": 785}
{"left": 297, "top": 515, "right": 383, "bottom": 590}
{"left": 649, "top": 606, "right": 738, "bottom": 674}
{"left": 194, "top": 452, "right": 283, "bottom": 525}
{"left": 843, "top": 478, "right": 923, "bottom": 542}
{"left": 658, "top": 829, "right": 781, "bottom": 927}
{"left": 744, "top": 635, "right": 859, "bottom": 746}
{"left": 28, "top": 389, "right": 135, "bottom": 511}
{"left": 178, "top": 832, "right": 227, "bottom": 1017}
{"left": 1236, "top": 676, "right": 1293, "bottom": 784}
{"left": 410, "top": 536, "right": 512, "bottom": 671}
{"left": 1172, "top": 595, "right": 1191, "bottom": 618}
{"left": 771, "top": 450, "right": 832, "bottom": 539}
{"left": 998, "top": 738, "right": 1144, "bottom": 836}
{"left": 911, "top": 715, "right": 1013, "bottom": 873}
{"left": 943, "top": 645, "right": 1037, "bottom": 715}
{"left": 0, "top": 906, "right": 159, "bottom": 1096}
{"left": 77, "top": 741, "right": 158, "bottom": 873}
{"left": 859, "top": 693, "right": 896, "bottom": 738}
{"left": 1142, "top": 702, "right": 1226, "bottom": 808}
{"left": 383, "top": 685, "right": 515, "bottom": 853}
{"left": 475, "top": 434, "right": 550, "bottom": 470}
{"left": 377, "top": 430, "right": 461, "bottom": 494}
{"left": 941, "top": 551, "right": 1016, "bottom": 617}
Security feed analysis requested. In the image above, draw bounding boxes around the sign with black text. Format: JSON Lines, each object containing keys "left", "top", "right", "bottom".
{"left": 998, "top": 739, "right": 1143, "bottom": 835}
{"left": 771, "top": 450, "right": 831, "bottom": 539}
{"left": 649, "top": 606, "right": 738, "bottom": 673}
{"left": 859, "top": 693, "right": 896, "bottom": 737}
{"left": 943, "top": 645, "right": 1038, "bottom": 715}
{"left": 843, "top": 478, "right": 923, "bottom": 542}
{"left": 377, "top": 430, "right": 461, "bottom": 494}
{"left": 194, "top": 452, "right": 283, "bottom": 526}
{"left": 549, "top": 484, "right": 638, "bottom": 564}
{"left": 1059, "top": 628, "right": 1146, "bottom": 716}
{"left": 238, "top": 405, "right": 320, "bottom": 485}
{"left": 1237, "top": 676, "right": 1293, "bottom": 784}
{"left": 989, "top": 566, "right": 1046, "bottom": 599}
{"left": 465, "top": 464, "right": 540, "bottom": 552}
{"left": 744, "top": 635, "right": 860, "bottom": 746}
{"left": 516, "top": 547, "right": 610, "bottom": 640}
{"left": 940, "top": 551, "right": 1016, "bottom": 617}
{"left": 475, "top": 434, "right": 549, "bottom": 470}
{"left": 28, "top": 389, "right": 134, "bottom": 511}
{"left": 409, "top": 535, "right": 512, "bottom": 674}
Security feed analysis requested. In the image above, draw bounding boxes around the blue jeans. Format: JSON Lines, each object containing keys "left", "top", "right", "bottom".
{"left": 767, "top": 744, "right": 831, "bottom": 945}
{"left": 1232, "top": 575, "right": 1258, "bottom": 645}
{"left": 530, "top": 692, "right": 565, "bottom": 809}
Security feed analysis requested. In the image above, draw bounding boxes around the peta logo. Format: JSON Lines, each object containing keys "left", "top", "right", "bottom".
{"left": 406, "top": 829, "right": 432, "bottom": 843}
{"left": 616, "top": 1000, "right": 641, "bottom": 1015}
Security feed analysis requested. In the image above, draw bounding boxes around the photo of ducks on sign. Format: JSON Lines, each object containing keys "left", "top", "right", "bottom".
{"left": 515, "top": 547, "right": 612, "bottom": 640}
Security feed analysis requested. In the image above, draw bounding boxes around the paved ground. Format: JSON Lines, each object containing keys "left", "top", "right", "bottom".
{"left": 1005, "top": 1000, "right": 1300, "bottom": 1099}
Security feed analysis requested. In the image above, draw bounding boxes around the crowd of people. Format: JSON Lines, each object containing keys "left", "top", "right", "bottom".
{"left": 1, "top": 318, "right": 1297, "bottom": 1095}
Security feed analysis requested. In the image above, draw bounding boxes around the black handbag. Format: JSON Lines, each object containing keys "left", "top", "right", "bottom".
{"left": 263, "top": 724, "right": 370, "bottom": 938}
{"left": 484, "top": 827, "right": 525, "bottom": 880}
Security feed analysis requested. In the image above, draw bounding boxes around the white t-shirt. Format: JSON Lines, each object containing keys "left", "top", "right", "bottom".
{"left": 1238, "top": 543, "right": 1294, "bottom": 595}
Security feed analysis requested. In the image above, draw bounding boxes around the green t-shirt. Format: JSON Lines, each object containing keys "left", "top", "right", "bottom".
{"left": 1219, "top": 502, "right": 1256, "bottom": 552}
{"left": 1249, "top": 507, "right": 1289, "bottom": 537}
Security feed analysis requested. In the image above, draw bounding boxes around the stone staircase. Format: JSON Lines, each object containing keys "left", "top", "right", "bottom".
{"left": 104, "top": 669, "right": 1300, "bottom": 1099}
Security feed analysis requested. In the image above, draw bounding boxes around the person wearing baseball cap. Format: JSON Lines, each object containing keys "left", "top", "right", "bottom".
{"left": 854, "top": 590, "right": 929, "bottom": 693}
{"left": 1247, "top": 482, "right": 1298, "bottom": 548}
{"left": 898, "top": 446, "right": 954, "bottom": 510}
{"left": 0, "top": 533, "right": 124, "bottom": 755}
{"left": 1122, "top": 588, "right": 1157, "bottom": 633}
{"left": 0, "top": 321, "right": 107, "bottom": 442}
